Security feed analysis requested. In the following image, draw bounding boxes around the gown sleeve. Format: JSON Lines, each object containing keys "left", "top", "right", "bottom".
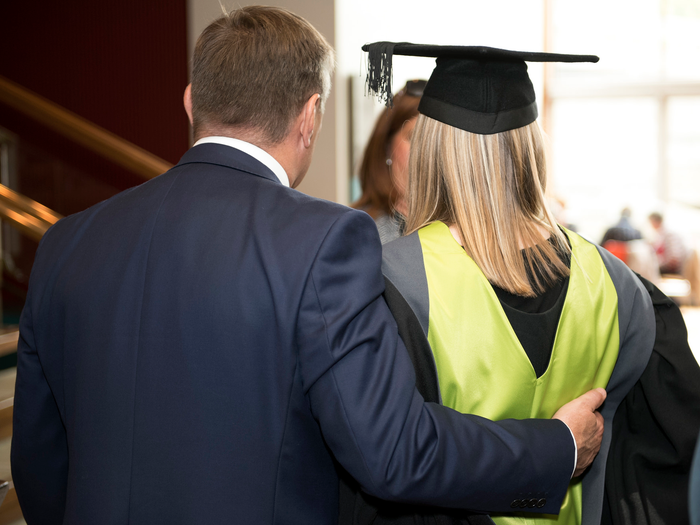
{"left": 602, "top": 275, "right": 700, "bottom": 525}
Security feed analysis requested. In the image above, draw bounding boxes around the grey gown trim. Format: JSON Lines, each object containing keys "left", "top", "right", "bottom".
{"left": 382, "top": 232, "right": 430, "bottom": 336}
{"left": 382, "top": 232, "right": 442, "bottom": 405}
{"left": 580, "top": 244, "right": 656, "bottom": 525}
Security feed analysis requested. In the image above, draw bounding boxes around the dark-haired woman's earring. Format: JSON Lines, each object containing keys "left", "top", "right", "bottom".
{"left": 386, "top": 158, "right": 393, "bottom": 166}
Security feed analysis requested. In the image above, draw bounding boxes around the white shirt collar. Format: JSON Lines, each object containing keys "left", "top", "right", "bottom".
{"left": 193, "top": 136, "right": 290, "bottom": 188}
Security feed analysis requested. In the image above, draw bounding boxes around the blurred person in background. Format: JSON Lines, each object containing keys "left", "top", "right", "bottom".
{"left": 601, "top": 208, "right": 659, "bottom": 283}
{"left": 649, "top": 211, "right": 688, "bottom": 275}
{"left": 352, "top": 80, "right": 426, "bottom": 243}
{"left": 601, "top": 207, "right": 642, "bottom": 245}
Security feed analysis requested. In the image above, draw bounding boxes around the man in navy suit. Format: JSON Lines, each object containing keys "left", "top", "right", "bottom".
{"left": 11, "top": 6, "right": 606, "bottom": 524}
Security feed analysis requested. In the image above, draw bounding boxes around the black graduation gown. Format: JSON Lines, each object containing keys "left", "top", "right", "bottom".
{"left": 601, "top": 276, "right": 700, "bottom": 525}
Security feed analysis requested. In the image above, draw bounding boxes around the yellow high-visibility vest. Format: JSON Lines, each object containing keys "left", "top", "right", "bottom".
{"left": 419, "top": 222, "right": 620, "bottom": 525}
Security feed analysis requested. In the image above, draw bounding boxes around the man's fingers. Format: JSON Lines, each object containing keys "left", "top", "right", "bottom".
{"left": 595, "top": 410, "right": 605, "bottom": 432}
{"left": 578, "top": 388, "right": 607, "bottom": 411}
{"left": 551, "top": 388, "right": 607, "bottom": 422}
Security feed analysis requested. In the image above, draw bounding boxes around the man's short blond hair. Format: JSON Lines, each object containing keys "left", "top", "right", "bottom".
{"left": 191, "top": 6, "right": 335, "bottom": 144}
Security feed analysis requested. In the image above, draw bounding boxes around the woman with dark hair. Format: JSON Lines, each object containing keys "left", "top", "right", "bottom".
{"left": 352, "top": 80, "right": 426, "bottom": 243}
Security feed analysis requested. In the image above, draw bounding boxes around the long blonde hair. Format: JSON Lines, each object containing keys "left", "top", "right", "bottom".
{"left": 404, "top": 115, "right": 570, "bottom": 297}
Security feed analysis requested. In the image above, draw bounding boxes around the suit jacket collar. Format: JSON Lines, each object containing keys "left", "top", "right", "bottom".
{"left": 175, "top": 143, "right": 283, "bottom": 186}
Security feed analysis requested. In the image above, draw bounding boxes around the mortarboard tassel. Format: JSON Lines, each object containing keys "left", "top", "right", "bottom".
{"left": 365, "top": 42, "right": 398, "bottom": 107}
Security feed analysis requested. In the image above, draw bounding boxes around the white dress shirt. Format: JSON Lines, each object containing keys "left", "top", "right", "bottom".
{"left": 193, "top": 136, "right": 290, "bottom": 188}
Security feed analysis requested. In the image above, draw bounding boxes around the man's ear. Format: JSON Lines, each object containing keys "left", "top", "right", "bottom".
{"left": 184, "top": 84, "right": 194, "bottom": 125}
{"left": 299, "top": 94, "right": 321, "bottom": 149}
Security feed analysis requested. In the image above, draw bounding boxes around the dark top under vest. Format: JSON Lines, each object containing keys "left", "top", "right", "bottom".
{"left": 491, "top": 245, "right": 571, "bottom": 378}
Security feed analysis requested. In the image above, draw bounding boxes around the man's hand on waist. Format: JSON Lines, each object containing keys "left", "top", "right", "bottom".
{"left": 552, "top": 388, "right": 607, "bottom": 478}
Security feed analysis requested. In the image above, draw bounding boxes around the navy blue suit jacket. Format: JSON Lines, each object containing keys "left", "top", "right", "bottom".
{"left": 12, "top": 144, "right": 574, "bottom": 524}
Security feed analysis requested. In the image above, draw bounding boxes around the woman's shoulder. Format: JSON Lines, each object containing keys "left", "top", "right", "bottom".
{"left": 382, "top": 231, "right": 422, "bottom": 269}
{"left": 375, "top": 213, "right": 403, "bottom": 244}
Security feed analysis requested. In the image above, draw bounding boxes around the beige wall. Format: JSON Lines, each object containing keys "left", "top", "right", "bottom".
{"left": 186, "top": 0, "right": 347, "bottom": 204}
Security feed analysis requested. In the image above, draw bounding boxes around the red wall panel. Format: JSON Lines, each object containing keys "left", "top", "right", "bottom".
{"left": 1, "top": 0, "right": 189, "bottom": 165}
{"left": 0, "top": 1, "right": 190, "bottom": 317}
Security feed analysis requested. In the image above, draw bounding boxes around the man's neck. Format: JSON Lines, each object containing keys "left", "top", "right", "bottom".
{"left": 194, "top": 128, "right": 301, "bottom": 187}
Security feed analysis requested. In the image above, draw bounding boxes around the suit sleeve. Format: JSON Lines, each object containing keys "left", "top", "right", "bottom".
{"left": 296, "top": 210, "right": 575, "bottom": 513}
{"left": 11, "top": 286, "right": 69, "bottom": 524}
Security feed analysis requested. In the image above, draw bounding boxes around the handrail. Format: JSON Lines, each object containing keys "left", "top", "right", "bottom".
{"left": 0, "top": 75, "right": 172, "bottom": 180}
{"left": 0, "top": 184, "right": 62, "bottom": 242}
{"left": 0, "top": 185, "right": 62, "bottom": 225}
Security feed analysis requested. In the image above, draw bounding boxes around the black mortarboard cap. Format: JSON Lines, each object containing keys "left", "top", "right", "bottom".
{"left": 362, "top": 42, "right": 599, "bottom": 134}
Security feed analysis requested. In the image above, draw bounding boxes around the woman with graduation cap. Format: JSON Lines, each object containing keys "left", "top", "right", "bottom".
{"left": 340, "top": 43, "right": 700, "bottom": 525}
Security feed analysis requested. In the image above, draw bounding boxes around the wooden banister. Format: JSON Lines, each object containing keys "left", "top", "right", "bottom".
{"left": 0, "top": 75, "right": 172, "bottom": 179}
{"left": 0, "top": 184, "right": 62, "bottom": 242}
{"left": 0, "top": 184, "right": 62, "bottom": 225}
